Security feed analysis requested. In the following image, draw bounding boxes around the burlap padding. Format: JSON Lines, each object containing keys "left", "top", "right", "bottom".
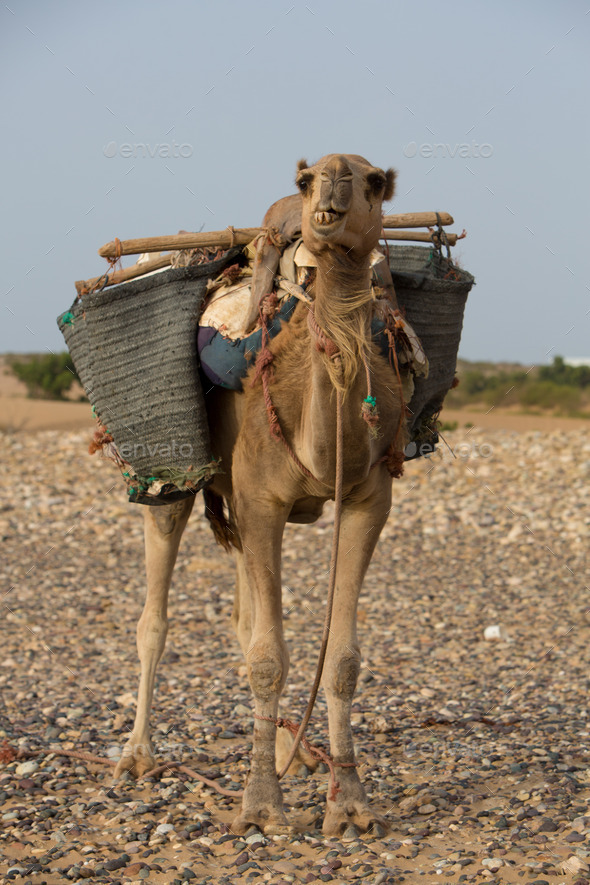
{"left": 59, "top": 249, "right": 242, "bottom": 488}
{"left": 389, "top": 245, "right": 474, "bottom": 434}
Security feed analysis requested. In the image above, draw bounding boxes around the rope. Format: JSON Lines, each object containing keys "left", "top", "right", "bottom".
{"left": 252, "top": 296, "right": 322, "bottom": 482}
{"left": 3, "top": 742, "right": 242, "bottom": 798}
{"left": 275, "top": 368, "right": 345, "bottom": 784}
{"left": 360, "top": 354, "right": 380, "bottom": 437}
{"left": 251, "top": 300, "right": 356, "bottom": 786}
{"left": 256, "top": 713, "right": 356, "bottom": 801}
{"left": 307, "top": 306, "right": 340, "bottom": 359}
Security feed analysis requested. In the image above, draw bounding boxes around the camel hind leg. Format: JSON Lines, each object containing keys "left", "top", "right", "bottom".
{"left": 114, "top": 497, "right": 194, "bottom": 779}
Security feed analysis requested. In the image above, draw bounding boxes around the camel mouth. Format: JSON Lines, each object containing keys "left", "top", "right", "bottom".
{"left": 311, "top": 210, "right": 345, "bottom": 231}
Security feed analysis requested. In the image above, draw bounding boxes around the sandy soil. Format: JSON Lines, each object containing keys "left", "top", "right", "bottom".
{"left": 441, "top": 408, "right": 587, "bottom": 434}
{"left": 2, "top": 357, "right": 590, "bottom": 883}
{"left": 2, "top": 425, "right": 590, "bottom": 883}
{"left": 0, "top": 358, "right": 94, "bottom": 433}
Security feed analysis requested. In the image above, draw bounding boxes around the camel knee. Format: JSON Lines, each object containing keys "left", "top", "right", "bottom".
{"left": 147, "top": 498, "right": 193, "bottom": 538}
{"left": 247, "top": 644, "right": 288, "bottom": 702}
{"left": 137, "top": 609, "right": 168, "bottom": 659}
{"left": 323, "top": 646, "right": 361, "bottom": 701}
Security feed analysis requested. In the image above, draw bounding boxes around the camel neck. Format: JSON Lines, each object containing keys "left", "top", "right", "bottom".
{"left": 312, "top": 250, "right": 372, "bottom": 317}
{"left": 299, "top": 249, "right": 376, "bottom": 485}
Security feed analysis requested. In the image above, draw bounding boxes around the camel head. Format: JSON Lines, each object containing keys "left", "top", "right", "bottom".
{"left": 295, "top": 154, "right": 395, "bottom": 258}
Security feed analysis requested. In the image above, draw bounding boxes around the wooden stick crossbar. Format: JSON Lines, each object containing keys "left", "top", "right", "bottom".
{"left": 97, "top": 212, "right": 454, "bottom": 259}
{"left": 75, "top": 256, "right": 172, "bottom": 294}
{"left": 381, "top": 211, "right": 453, "bottom": 229}
{"left": 381, "top": 230, "right": 460, "bottom": 245}
{"left": 77, "top": 224, "right": 462, "bottom": 294}
{"left": 99, "top": 229, "right": 260, "bottom": 259}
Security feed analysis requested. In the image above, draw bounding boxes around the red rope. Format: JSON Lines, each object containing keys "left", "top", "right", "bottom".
{"left": 255, "top": 715, "right": 356, "bottom": 801}
{"left": 1, "top": 742, "right": 244, "bottom": 800}
{"left": 251, "top": 296, "right": 321, "bottom": 480}
{"left": 274, "top": 374, "right": 346, "bottom": 785}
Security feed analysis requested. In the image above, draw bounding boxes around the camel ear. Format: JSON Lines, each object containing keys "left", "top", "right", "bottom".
{"left": 383, "top": 168, "right": 396, "bottom": 202}
{"left": 296, "top": 158, "right": 308, "bottom": 172}
{"left": 367, "top": 167, "right": 396, "bottom": 202}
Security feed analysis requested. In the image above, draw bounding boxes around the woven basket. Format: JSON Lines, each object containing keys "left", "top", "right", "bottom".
{"left": 57, "top": 250, "right": 242, "bottom": 503}
{"left": 388, "top": 245, "right": 474, "bottom": 452}
{"left": 57, "top": 299, "right": 94, "bottom": 402}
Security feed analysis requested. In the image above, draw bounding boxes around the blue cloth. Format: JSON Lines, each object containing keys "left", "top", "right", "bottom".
{"left": 198, "top": 295, "right": 398, "bottom": 391}
{"left": 198, "top": 295, "right": 299, "bottom": 390}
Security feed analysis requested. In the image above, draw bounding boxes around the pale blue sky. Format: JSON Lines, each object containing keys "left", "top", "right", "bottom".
{"left": 1, "top": 0, "right": 588, "bottom": 363}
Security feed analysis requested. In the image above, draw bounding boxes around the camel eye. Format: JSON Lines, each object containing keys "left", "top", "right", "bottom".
{"left": 296, "top": 174, "right": 312, "bottom": 193}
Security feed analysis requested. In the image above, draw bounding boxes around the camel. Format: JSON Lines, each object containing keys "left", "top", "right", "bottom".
{"left": 114, "top": 154, "right": 408, "bottom": 837}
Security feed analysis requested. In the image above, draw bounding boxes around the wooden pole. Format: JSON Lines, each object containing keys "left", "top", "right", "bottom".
{"left": 78, "top": 225, "right": 464, "bottom": 293}
{"left": 382, "top": 230, "right": 460, "bottom": 245}
{"left": 98, "top": 228, "right": 260, "bottom": 259}
{"left": 382, "top": 211, "right": 453, "bottom": 229}
{"left": 75, "top": 255, "right": 172, "bottom": 295}
{"left": 98, "top": 212, "right": 455, "bottom": 259}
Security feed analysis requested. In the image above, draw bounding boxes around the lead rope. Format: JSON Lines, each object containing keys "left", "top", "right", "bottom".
{"left": 274, "top": 371, "right": 345, "bottom": 783}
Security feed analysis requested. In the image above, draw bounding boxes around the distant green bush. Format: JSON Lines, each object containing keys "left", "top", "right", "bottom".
{"left": 9, "top": 352, "right": 79, "bottom": 400}
{"left": 538, "top": 355, "right": 590, "bottom": 388}
{"left": 518, "top": 381, "right": 583, "bottom": 413}
{"left": 447, "top": 356, "right": 590, "bottom": 417}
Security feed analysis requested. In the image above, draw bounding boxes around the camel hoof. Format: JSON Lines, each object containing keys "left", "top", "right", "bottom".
{"left": 232, "top": 810, "right": 292, "bottom": 836}
{"left": 113, "top": 741, "right": 155, "bottom": 780}
{"left": 322, "top": 804, "right": 389, "bottom": 838}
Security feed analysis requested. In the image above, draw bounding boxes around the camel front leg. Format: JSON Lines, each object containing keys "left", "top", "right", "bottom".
{"left": 231, "top": 551, "right": 317, "bottom": 777}
{"left": 114, "top": 497, "right": 194, "bottom": 779}
{"left": 230, "top": 495, "right": 291, "bottom": 835}
{"left": 321, "top": 482, "right": 392, "bottom": 837}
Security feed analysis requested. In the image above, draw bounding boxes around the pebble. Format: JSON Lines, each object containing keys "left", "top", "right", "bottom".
{"left": 2, "top": 427, "right": 590, "bottom": 882}
{"left": 14, "top": 760, "right": 39, "bottom": 777}
{"left": 483, "top": 625, "right": 506, "bottom": 641}
{"left": 482, "top": 858, "right": 503, "bottom": 871}
{"left": 567, "top": 832, "right": 587, "bottom": 842}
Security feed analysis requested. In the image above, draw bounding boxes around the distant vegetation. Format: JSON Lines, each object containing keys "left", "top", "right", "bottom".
{"left": 6, "top": 352, "right": 590, "bottom": 417}
{"left": 447, "top": 356, "right": 590, "bottom": 417}
{"left": 9, "top": 352, "right": 80, "bottom": 400}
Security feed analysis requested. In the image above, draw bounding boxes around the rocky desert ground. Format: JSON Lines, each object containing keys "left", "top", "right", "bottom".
{"left": 2, "top": 375, "right": 590, "bottom": 885}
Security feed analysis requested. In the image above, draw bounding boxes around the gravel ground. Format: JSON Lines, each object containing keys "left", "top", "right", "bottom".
{"left": 1, "top": 426, "right": 590, "bottom": 884}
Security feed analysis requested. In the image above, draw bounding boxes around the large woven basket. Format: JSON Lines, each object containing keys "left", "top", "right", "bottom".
{"left": 57, "top": 250, "right": 242, "bottom": 503}
{"left": 388, "top": 245, "right": 474, "bottom": 453}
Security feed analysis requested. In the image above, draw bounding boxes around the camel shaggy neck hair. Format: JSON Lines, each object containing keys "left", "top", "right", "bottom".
{"left": 311, "top": 250, "right": 374, "bottom": 394}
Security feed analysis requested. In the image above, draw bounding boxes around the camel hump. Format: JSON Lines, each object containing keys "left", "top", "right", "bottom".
{"left": 261, "top": 193, "right": 303, "bottom": 243}
{"left": 244, "top": 194, "right": 303, "bottom": 332}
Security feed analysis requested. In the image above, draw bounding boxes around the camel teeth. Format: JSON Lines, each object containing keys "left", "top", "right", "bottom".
{"left": 315, "top": 211, "right": 338, "bottom": 225}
